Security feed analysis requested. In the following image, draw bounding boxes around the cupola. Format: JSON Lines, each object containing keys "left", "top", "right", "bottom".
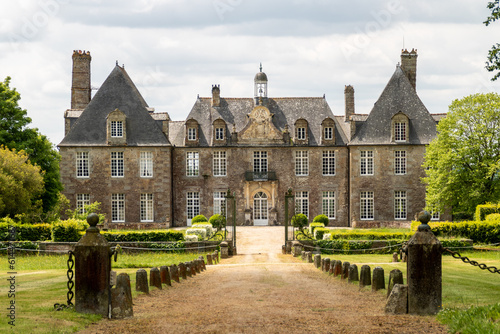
{"left": 254, "top": 63, "right": 268, "bottom": 106}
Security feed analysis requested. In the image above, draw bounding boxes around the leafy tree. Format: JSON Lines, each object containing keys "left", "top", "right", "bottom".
{"left": 484, "top": 1, "right": 500, "bottom": 80}
{"left": 0, "top": 77, "right": 62, "bottom": 215}
{"left": 423, "top": 93, "right": 500, "bottom": 216}
{"left": 0, "top": 146, "right": 44, "bottom": 217}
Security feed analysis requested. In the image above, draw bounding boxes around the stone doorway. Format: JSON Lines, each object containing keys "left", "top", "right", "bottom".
{"left": 253, "top": 191, "right": 269, "bottom": 226}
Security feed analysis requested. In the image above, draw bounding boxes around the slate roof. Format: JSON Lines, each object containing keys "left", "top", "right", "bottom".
{"left": 349, "top": 66, "right": 437, "bottom": 145}
{"left": 170, "top": 96, "right": 348, "bottom": 147}
{"left": 59, "top": 65, "right": 170, "bottom": 147}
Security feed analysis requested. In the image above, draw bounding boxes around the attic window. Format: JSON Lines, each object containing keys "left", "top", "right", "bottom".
{"left": 394, "top": 122, "right": 406, "bottom": 142}
{"left": 294, "top": 119, "right": 308, "bottom": 143}
{"left": 215, "top": 127, "right": 224, "bottom": 140}
{"left": 297, "top": 127, "right": 306, "bottom": 140}
{"left": 324, "top": 127, "right": 333, "bottom": 140}
{"left": 188, "top": 128, "right": 197, "bottom": 141}
{"left": 391, "top": 112, "right": 409, "bottom": 143}
{"left": 321, "top": 118, "right": 335, "bottom": 144}
{"left": 111, "top": 121, "right": 123, "bottom": 137}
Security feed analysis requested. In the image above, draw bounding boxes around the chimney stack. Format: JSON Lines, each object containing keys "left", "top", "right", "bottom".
{"left": 344, "top": 85, "right": 355, "bottom": 122}
{"left": 71, "top": 50, "right": 92, "bottom": 110}
{"left": 211, "top": 85, "right": 220, "bottom": 107}
{"left": 400, "top": 48, "right": 417, "bottom": 90}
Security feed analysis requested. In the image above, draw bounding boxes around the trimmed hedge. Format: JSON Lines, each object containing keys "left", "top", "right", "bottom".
{"left": 102, "top": 230, "right": 184, "bottom": 242}
{"left": 410, "top": 220, "right": 500, "bottom": 244}
{"left": 52, "top": 219, "right": 89, "bottom": 242}
{"left": 475, "top": 204, "right": 500, "bottom": 221}
{"left": 0, "top": 222, "right": 52, "bottom": 241}
{"left": 327, "top": 231, "right": 413, "bottom": 241}
{"left": 314, "top": 227, "right": 330, "bottom": 240}
{"left": 309, "top": 222, "right": 325, "bottom": 235}
{"left": 0, "top": 241, "right": 39, "bottom": 252}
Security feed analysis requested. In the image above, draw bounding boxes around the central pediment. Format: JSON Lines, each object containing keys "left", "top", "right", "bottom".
{"left": 238, "top": 106, "right": 284, "bottom": 145}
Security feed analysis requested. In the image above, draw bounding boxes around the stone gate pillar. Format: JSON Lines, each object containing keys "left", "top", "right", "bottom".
{"left": 74, "top": 213, "right": 111, "bottom": 316}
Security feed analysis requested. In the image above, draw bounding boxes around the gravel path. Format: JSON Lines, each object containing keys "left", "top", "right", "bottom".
{"left": 78, "top": 227, "right": 448, "bottom": 334}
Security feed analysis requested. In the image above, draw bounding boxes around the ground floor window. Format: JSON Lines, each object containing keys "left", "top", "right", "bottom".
{"left": 187, "top": 192, "right": 200, "bottom": 220}
{"left": 322, "top": 191, "right": 335, "bottom": 219}
{"left": 360, "top": 191, "right": 374, "bottom": 220}
{"left": 295, "top": 191, "right": 309, "bottom": 219}
{"left": 111, "top": 193, "right": 125, "bottom": 222}
{"left": 394, "top": 191, "right": 407, "bottom": 220}
{"left": 76, "top": 194, "right": 90, "bottom": 214}
{"left": 213, "top": 191, "right": 226, "bottom": 216}
{"left": 140, "top": 193, "right": 154, "bottom": 222}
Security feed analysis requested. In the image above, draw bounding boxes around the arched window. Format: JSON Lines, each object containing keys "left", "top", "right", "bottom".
{"left": 321, "top": 118, "right": 335, "bottom": 145}
{"left": 185, "top": 118, "right": 199, "bottom": 146}
{"left": 212, "top": 118, "right": 227, "bottom": 145}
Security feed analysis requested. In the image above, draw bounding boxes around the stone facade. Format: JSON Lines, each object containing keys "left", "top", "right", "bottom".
{"left": 59, "top": 48, "right": 448, "bottom": 229}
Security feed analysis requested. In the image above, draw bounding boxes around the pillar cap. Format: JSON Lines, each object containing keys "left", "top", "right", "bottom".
{"left": 417, "top": 211, "right": 431, "bottom": 232}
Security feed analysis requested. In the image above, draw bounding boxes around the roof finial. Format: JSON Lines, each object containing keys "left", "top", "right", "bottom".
{"left": 116, "top": 60, "right": 118, "bottom": 66}
{"left": 259, "top": 63, "right": 262, "bottom": 72}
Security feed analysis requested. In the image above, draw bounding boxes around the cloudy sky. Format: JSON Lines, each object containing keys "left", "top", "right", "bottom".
{"left": 1, "top": 0, "right": 499, "bottom": 146}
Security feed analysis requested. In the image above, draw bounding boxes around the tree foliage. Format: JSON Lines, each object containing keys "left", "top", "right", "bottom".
{"left": 0, "top": 77, "right": 62, "bottom": 215}
{"left": 423, "top": 93, "right": 500, "bottom": 216}
{"left": 0, "top": 146, "right": 44, "bottom": 217}
{"left": 484, "top": 1, "right": 500, "bottom": 80}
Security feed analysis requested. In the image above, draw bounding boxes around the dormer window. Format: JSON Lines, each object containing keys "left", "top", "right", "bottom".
{"left": 185, "top": 118, "right": 200, "bottom": 146}
{"left": 324, "top": 127, "right": 333, "bottom": 140}
{"left": 111, "top": 121, "right": 123, "bottom": 137}
{"left": 321, "top": 118, "right": 335, "bottom": 145}
{"left": 391, "top": 112, "right": 409, "bottom": 143}
{"left": 188, "top": 128, "right": 197, "bottom": 141}
{"left": 294, "top": 119, "right": 308, "bottom": 144}
{"left": 297, "top": 127, "right": 306, "bottom": 140}
{"left": 107, "top": 109, "right": 126, "bottom": 145}
{"left": 215, "top": 127, "right": 224, "bottom": 140}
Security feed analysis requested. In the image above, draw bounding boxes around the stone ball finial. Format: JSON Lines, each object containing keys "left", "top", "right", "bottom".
{"left": 87, "top": 213, "right": 99, "bottom": 227}
{"left": 417, "top": 211, "right": 431, "bottom": 232}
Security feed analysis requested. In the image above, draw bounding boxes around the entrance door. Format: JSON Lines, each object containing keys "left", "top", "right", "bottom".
{"left": 253, "top": 192, "right": 268, "bottom": 226}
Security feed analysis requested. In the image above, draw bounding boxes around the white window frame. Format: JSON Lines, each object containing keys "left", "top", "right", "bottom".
{"left": 215, "top": 127, "right": 224, "bottom": 141}
{"left": 187, "top": 192, "right": 200, "bottom": 225}
{"left": 76, "top": 152, "right": 89, "bottom": 178}
{"left": 111, "top": 152, "right": 124, "bottom": 177}
{"left": 322, "top": 191, "right": 335, "bottom": 219}
{"left": 431, "top": 211, "right": 440, "bottom": 221}
{"left": 253, "top": 151, "right": 268, "bottom": 173}
{"left": 395, "top": 150, "right": 406, "bottom": 175}
{"left": 111, "top": 193, "right": 125, "bottom": 222}
{"left": 360, "top": 191, "right": 374, "bottom": 220}
{"left": 188, "top": 127, "right": 197, "bottom": 141}
{"left": 394, "top": 191, "right": 407, "bottom": 220}
{"left": 140, "top": 151, "right": 153, "bottom": 177}
{"left": 186, "top": 152, "right": 199, "bottom": 176}
{"left": 76, "top": 194, "right": 90, "bottom": 214}
{"left": 110, "top": 120, "right": 123, "bottom": 137}
{"left": 322, "top": 150, "right": 335, "bottom": 176}
{"left": 360, "top": 150, "right": 374, "bottom": 175}
{"left": 297, "top": 127, "right": 306, "bottom": 140}
{"left": 295, "top": 151, "right": 309, "bottom": 176}
{"left": 140, "top": 193, "right": 154, "bottom": 222}
{"left": 213, "top": 151, "right": 227, "bottom": 177}
{"left": 394, "top": 122, "right": 406, "bottom": 142}
{"left": 295, "top": 191, "right": 309, "bottom": 219}
{"left": 324, "top": 127, "right": 333, "bottom": 140}
{"left": 213, "top": 191, "right": 226, "bottom": 216}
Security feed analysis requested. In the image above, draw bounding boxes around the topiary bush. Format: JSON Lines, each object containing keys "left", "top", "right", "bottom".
{"left": 313, "top": 214, "right": 330, "bottom": 227}
{"left": 291, "top": 213, "right": 308, "bottom": 230}
{"left": 209, "top": 214, "right": 226, "bottom": 231}
{"left": 191, "top": 215, "right": 208, "bottom": 224}
{"left": 192, "top": 222, "right": 214, "bottom": 238}
{"left": 475, "top": 203, "right": 500, "bottom": 221}
{"left": 185, "top": 228, "right": 206, "bottom": 241}
{"left": 309, "top": 222, "right": 325, "bottom": 235}
{"left": 184, "top": 234, "right": 198, "bottom": 242}
{"left": 485, "top": 213, "right": 500, "bottom": 221}
{"left": 314, "top": 227, "right": 330, "bottom": 240}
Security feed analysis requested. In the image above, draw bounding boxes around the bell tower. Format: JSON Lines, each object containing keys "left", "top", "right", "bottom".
{"left": 254, "top": 63, "right": 268, "bottom": 106}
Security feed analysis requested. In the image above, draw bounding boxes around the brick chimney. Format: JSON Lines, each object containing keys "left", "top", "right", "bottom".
{"left": 71, "top": 50, "right": 91, "bottom": 110}
{"left": 212, "top": 84, "right": 220, "bottom": 107}
{"left": 401, "top": 48, "right": 417, "bottom": 90}
{"left": 344, "top": 85, "right": 355, "bottom": 122}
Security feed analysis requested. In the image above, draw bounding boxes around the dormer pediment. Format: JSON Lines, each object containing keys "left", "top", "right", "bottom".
{"left": 238, "top": 106, "right": 284, "bottom": 145}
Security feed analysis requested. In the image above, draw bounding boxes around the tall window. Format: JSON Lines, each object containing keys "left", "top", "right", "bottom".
{"left": 394, "top": 150, "right": 406, "bottom": 175}
{"left": 140, "top": 193, "right": 154, "bottom": 222}
{"left": 297, "top": 127, "right": 306, "bottom": 140}
{"left": 295, "top": 191, "right": 309, "bottom": 218}
{"left": 186, "top": 152, "right": 199, "bottom": 176}
{"left": 188, "top": 127, "right": 197, "bottom": 141}
{"left": 111, "top": 152, "right": 124, "bottom": 177}
{"left": 213, "top": 192, "right": 226, "bottom": 216}
{"left": 360, "top": 150, "right": 374, "bottom": 175}
{"left": 394, "top": 191, "right": 407, "bottom": 219}
{"left": 322, "top": 191, "right": 335, "bottom": 219}
{"left": 187, "top": 192, "right": 200, "bottom": 220}
{"left": 215, "top": 127, "right": 224, "bottom": 141}
{"left": 324, "top": 127, "right": 333, "bottom": 140}
{"left": 295, "top": 151, "right": 309, "bottom": 176}
{"left": 76, "top": 194, "right": 90, "bottom": 214}
{"left": 322, "top": 150, "right": 335, "bottom": 176}
{"left": 360, "top": 191, "right": 374, "bottom": 220}
{"left": 253, "top": 151, "right": 268, "bottom": 173}
{"left": 110, "top": 121, "right": 123, "bottom": 137}
{"left": 76, "top": 152, "right": 89, "bottom": 177}
{"left": 111, "top": 194, "right": 125, "bottom": 222}
{"left": 213, "top": 151, "right": 227, "bottom": 176}
{"left": 394, "top": 122, "right": 406, "bottom": 142}
{"left": 140, "top": 151, "right": 153, "bottom": 177}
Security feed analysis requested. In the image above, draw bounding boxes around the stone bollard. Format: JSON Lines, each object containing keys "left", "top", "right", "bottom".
{"left": 111, "top": 273, "right": 133, "bottom": 319}
{"left": 359, "top": 265, "right": 371, "bottom": 288}
{"left": 220, "top": 242, "right": 229, "bottom": 258}
{"left": 194, "top": 260, "right": 201, "bottom": 273}
{"left": 136, "top": 269, "right": 149, "bottom": 294}
{"left": 74, "top": 213, "right": 111, "bottom": 316}
{"left": 385, "top": 284, "right": 408, "bottom": 314}
{"left": 341, "top": 261, "right": 350, "bottom": 280}
{"left": 392, "top": 252, "right": 399, "bottom": 263}
{"left": 301, "top": 251, "right": 306, "bottom": 260}
{"left": 190, "top": 262, "right": 197, "bottom": 276}
{"left": 329, "top": 260, "right": 335, "bottom": 275}
{"left": 160, "top": 266, "right": 171, "bottom": 286}
{"left": 323, "top": 258, "right": 331, "bottom": 273}
{"left": 348, "top": 264, "right": 359, "bottom": 283}
{"left": 185, "top": 262, "right": 192, "bottom": 278}
{"left": 198, "top": 256, "right": 206, "bottom": 270}
{"left": 178, "top": 262, "right": 187, "bottom": 280}
{"left": 334, "top": 260, "right": 342, "bottom": 277}
{"left": 170, "top": 265, "right": 180, "bottom": 283}
{"left": 314, "top": 254, "right": 321, "bottom": 269}
{"left": 207, "top": 254, "right": 213, "bottom": 265}
{"left": 387, "top": 269, "right": 404, "bottom": 298}
{"left": 286, "top": 240, "right": 293, "bottom": 254}
{"left": 407, "top": 211, "right": 443, "bottom": 315}
{"left": 214, "top": 250, "right": 219, "bottom": 263}
{"left": 150, "top": 267, "right": 162, "bottom": 290}
{"left": 282, "top": 245, "right": 286, "bottom": 254}
{"left": 372, "top": 266, "right": 385, "bottom": 291}
{"left": 321, "top": 258, "right": 325, "bottom": 271}
{"left": 306, "top": 252, "right": 313, "bottom": 263}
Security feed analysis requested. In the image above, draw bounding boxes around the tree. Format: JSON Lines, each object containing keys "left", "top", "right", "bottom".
{"left": 0, "top": 77, "right": 62, "bottom": 215}
{"left": 484, "top": 1, "right": 500, "bottom": 80}
{"left": 423, "top": 93, "right": 500, "bottom": 217}
{"left": 0, "top": 146, "right": 44, "bottom": 217}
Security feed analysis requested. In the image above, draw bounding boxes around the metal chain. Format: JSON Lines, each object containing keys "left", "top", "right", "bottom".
{"left": 443, "top": 248, "right": 500, "bottom": 274}
{"left": 54, "top": 250, "right": 75, "bottom": 311}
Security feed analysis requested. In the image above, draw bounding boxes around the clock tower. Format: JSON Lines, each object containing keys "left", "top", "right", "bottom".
{"left": 254, "top": 63, "right": 268, "bottom": 106}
